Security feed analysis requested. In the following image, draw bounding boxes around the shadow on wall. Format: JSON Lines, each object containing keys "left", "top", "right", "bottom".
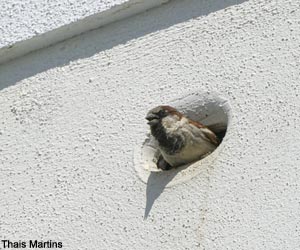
{"left": 144, "top": 165, "right": 190, "bottom": 219}
{"left": 0, "top": 0, "right": 246, "bottom": 90}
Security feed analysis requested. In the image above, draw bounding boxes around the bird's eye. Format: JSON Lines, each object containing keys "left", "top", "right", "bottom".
{"left": 158, "top": 110, "right": 165, "bottom": 116}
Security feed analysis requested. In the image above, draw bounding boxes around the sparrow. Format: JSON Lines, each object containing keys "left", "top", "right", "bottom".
{"left": 146, "top": 105, "right": 219, "bottom": 170}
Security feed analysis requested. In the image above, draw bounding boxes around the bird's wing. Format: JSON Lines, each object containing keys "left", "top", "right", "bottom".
{"left": 188, "top": 120, "right": 219, "bottom": 146}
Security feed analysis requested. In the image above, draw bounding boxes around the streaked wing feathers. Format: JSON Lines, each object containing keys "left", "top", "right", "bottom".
{"left": 188, "top": 119, "right": 219, "bottom": 146}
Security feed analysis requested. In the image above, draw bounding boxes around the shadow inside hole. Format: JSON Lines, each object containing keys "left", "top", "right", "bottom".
{"left": 207, "top": 125, "right": 227, "bottom": 143}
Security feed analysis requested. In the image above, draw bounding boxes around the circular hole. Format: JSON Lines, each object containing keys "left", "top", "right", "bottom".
{"left": 134, "top": 91, "right": 231, "bottom": 186}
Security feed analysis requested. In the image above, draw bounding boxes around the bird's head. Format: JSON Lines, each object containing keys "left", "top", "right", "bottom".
{"left": 145, "top": 105, "right": 181, "bottom": 127}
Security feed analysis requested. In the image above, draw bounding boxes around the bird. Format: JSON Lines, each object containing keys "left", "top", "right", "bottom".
{"left": 146, "top": 105, "right": 219, "bottom": 170}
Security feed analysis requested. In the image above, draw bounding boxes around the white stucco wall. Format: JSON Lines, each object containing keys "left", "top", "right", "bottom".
{"left": 0, "top": 0, "right": 169, "bottom": 64}
{"left": 1, "top": 0, "right": 300, "bottom": 249}
{"left": 0, "top": 0, "right": 127, "bottom": 47}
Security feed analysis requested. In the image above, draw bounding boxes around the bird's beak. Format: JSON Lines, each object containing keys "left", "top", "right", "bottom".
{"left": 145, "top": 113, "right": 159, "bottom": 125}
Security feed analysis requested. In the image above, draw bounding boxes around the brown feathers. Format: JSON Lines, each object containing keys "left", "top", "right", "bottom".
{"left": 146, "top": 105, "right": 220, "bottom": 170}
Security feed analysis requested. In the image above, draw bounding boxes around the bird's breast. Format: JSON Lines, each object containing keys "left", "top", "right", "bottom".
{"left": 160, "top": 132, "right": 216, "bottom": 167}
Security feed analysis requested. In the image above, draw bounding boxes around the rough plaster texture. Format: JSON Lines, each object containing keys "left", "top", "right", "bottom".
{"left": 0, "top": 0, "right": 127, "bottom": 47}
{"left": 0, "top": 0, "right": 300, "bottom": 249}
{"left": 0, "top": 0, "right": 169, "bottom": 64}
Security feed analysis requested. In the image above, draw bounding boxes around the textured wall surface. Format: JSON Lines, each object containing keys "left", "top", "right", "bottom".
{"left": 0, "top": 0, "right": 127, "bottom": 47}
{"left": 1, "top": 0, "right": 300, "bottom": 249}
{"left": 0, "top": 0, "right": 169, "bottom": 64}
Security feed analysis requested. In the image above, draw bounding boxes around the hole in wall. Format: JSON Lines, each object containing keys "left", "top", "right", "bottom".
{"left": 134, "top": 91, "right": 231, "bottom": 187}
